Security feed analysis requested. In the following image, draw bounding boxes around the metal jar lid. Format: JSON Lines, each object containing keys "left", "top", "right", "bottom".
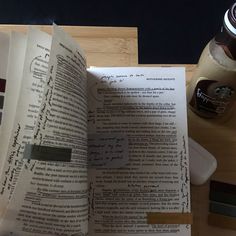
{"left": 224, "top": 3, "right": 236, "bottom": 36}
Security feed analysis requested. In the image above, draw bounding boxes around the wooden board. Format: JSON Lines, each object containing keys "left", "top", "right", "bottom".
{"left": 186, "top": 66, "right": 236, "bottom": 236}
{"left": 0, "top": 25, "right": 138, "bottom": 67}
{"left": 0, "top": 25, "right": 236, "bottom": 236}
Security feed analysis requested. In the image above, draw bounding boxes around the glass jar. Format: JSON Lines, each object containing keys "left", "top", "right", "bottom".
{"left": 187, "top": 3, "right": 236, "bottom": 118}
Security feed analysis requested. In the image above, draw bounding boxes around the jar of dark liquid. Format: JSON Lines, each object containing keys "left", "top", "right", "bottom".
{"left": 187, "top": 3, "right": 236, "bottom": 118}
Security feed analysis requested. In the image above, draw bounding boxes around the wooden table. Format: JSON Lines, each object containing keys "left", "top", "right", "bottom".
{"left": 0, "top": 25, "right": 235, "bottom": 236}
{"left": 0, "top": 24, "right": 138, "bottom": 67}
{"left": 187, "top": 74, "right": 236, "bottom": 236}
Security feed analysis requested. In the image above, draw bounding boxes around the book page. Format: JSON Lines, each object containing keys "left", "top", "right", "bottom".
{"left": 0, "top": 32, "right": 27, "bottom": 176}
{"left": 87, "top": 67, "right": 191, "bottom": 236}
{"left": 0, "top": 27, "right": 52, "bottom": 212}
{"left": 0, "top": 25, "right": 88, "bottom": 236}
{"left": 0, "top": 32, "right": 10, "bottom": 132}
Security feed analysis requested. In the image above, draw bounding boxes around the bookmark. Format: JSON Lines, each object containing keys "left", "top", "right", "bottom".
{"left": 147, "top": 212, "right": 193, "bottom": 225}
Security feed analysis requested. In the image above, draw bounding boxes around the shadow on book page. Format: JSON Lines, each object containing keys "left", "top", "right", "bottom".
{"left": 88, "top": 133, "right": 129, "bottom": 168}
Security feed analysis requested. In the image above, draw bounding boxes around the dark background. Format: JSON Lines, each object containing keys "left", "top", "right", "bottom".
{"left": 0, "top": 0, "right": 235, "bottom": 64}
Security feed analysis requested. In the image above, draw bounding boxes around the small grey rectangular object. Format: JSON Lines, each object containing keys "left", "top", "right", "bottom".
{"left": 23, "top": 144, "right": 72, "bottom": 162}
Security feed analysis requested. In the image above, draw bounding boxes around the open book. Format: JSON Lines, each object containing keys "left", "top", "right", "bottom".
{"left": 0, "top": 25, "right": 191, "bottom": 236}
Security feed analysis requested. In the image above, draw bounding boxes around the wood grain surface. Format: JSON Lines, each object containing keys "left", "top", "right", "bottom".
{"left": 0, "top": 25, "right": 138, "bottom": 67}
{"left": 186, "top": 66, "right": 236, "bottom": 236}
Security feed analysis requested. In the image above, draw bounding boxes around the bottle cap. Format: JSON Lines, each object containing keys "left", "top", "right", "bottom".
{"left": 228, "top": 3, "right": 236, "bottom": 28}
{"left": 224, "top": 3, "right": 236, "bottom": 36}
{"left": 215, "top": 3, "right": 236, "bottom": 59}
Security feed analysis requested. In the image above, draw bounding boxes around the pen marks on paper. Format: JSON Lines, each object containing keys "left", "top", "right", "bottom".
{"left": 180, "top": 135, "right": 190, "bottom": 213}
{"left": 88, "top": 73, "right": 145, "bottom": 103}
{"left": 88, "top": 133, "right": 129, "bottom": 168}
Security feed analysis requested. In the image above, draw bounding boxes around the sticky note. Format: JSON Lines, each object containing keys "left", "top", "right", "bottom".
{"left": 88, "top": 133, "right": 128, "bottom": 168}
{"left": 0, "top": 96, "right": 4, "bottom": 109}
{"left": 147, "top": 212, "right": 193, "bottom": 225}
{"left": 210, "top": 201, "right": 236, "bottom": 217}
{"left": 210, "top": 191, "right": 236, "bottom": 206}
{"left": 23, "top": 144, "right": 72, "bottom": 162}
{"left": 210, "top": 180, "right": 236, "bottom": 206}
{"left": 210, "top": 180, "right": 236, "bottom": 195}
{"left": 0, "top": 78, "right": 6, "bottom": 92}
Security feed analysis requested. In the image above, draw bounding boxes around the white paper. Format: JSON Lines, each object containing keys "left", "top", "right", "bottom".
{"left": 87, "top": 67, "right": 191, "bottom": 236}
{"left": 0, "top": 25, "right": 88, "bottom": 236}
{"left": 0, "top": 32, "right": 10, "bottom": 131}
{"left": 0, "top": 26, "right": 191, "bottom": 236}
{"left": 0, "top": 27, "right": 51, "bottom": 212}
{"left": 0, "top": 32, "right": 27, "bottom": 176}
